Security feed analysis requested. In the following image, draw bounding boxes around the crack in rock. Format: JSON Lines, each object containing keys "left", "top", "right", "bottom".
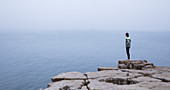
{"left": 150, "top": 76, "right": 170, "bottom": 82}
{"left": 83, "top": 74, "right": 90, "bottom": 90}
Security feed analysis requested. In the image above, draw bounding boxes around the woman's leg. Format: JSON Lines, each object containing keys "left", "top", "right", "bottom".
{"left": 126, "top": 47, "right": 130, "bottom": 59}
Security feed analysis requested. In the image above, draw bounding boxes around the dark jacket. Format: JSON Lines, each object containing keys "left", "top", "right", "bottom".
{"left": 126, "top": 37, "right": 131, "bottom": 47}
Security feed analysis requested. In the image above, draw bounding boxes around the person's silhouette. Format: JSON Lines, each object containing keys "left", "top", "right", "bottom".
{"left": 125, "top": 33, "right": 131, "bottom": 61}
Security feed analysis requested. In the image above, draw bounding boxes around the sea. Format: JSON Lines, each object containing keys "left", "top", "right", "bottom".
{"left": 0, "top": 30, "right": 170, "bottom": 90}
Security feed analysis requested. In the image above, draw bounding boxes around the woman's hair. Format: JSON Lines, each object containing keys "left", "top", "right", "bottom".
{"left": 125, "top": 33, "right": 129, "bottom": 37}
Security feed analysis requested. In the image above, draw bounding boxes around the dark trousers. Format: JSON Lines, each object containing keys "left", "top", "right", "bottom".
{"left": 126, "top": 47, "right": 130, "bottom": 59}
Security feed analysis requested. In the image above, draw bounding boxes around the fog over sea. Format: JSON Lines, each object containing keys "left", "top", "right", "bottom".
{"left": 0, "top": 30, "right": 169, "bottom": 90}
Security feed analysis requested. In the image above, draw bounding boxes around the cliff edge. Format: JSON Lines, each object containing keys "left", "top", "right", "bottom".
{"left": 43, "top": 60, "right": 170, "bottom": 90}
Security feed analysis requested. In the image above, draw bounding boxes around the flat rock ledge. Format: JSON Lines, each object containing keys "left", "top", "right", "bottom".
{"left": 43, "top": 60, "right": 170, "bottom": 90}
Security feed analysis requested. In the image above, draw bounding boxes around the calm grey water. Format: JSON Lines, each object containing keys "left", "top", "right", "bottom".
{"left": 0, "top": 30, "right": 170, "bottom": 90}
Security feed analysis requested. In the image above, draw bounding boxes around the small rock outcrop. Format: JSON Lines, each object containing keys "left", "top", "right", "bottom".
{"left": 44, "top": 60, "right": 170, "bottom": 90}
{"left": 118, "top": 60, "right": 154, "bottom": 70}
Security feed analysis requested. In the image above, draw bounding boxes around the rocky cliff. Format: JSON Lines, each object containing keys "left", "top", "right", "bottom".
{"left": 43, "top": 60, "right": 170, "bottom": 90}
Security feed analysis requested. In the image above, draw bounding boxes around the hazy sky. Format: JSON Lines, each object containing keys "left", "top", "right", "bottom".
{"left": 0, "top": 0, "right": 170, "bottom": 32}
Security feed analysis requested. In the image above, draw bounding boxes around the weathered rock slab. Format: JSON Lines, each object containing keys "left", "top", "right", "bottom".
{"left": 88, "top": 80, "right": 117, "bottom": 90}
{"left": 85, "top": 70, "right": 128, "bottom": 79}
{"left": 151, "top": 72, "right": 170, "bottom": 82}
{"left": 45, "top": 80, "right": 84, "bottom": 90}
{"left": 121, "top": 69, "right": 157, "bottom": 76}
{"left": 51, "top": 72, "right": 87, "bottom": 82}
{"left": 137, "top": 82, "right": 170, "bottom": 90}
{"left": 116, "top": 84, "right": 149, "bottom": 90}
{"left": 132, "top": 76, "right": 162, "bottom": 82}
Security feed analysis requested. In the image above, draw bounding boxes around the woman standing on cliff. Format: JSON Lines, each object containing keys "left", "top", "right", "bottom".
{"left": 125, "top": 33, "right": 131, "bottom": 61}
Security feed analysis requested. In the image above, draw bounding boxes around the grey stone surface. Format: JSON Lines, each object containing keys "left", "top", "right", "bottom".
{"left": 79, "top": 86, "right": 88, "bottom": 90}
{"left": 45, "top": 80, "right": 84, "bottom": 90}
{"left": 116, "top": 84, "right": 149, "bottom": 90}
{"left": 51, "top": 72, "right": 87, "bottom": 82}
{"left": 127, "top": 69, "right": 157, "bottom": 76}
{"left": 132, "top": 76, "right": 162, "bottom": 82}
{"left": 44, "top": 60, "right": 170, "bottom": 90}
{"left": 137, "top": 82, "right": 170, "bottom": 90}
{"left": 88, "top": 80, "right": 117, "bottom": 90}
{"left": 151, "top": 72, "right": 170, "bottom": 82}
{"left": 85, "top": 70, "right": 128, "bottom": 79}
